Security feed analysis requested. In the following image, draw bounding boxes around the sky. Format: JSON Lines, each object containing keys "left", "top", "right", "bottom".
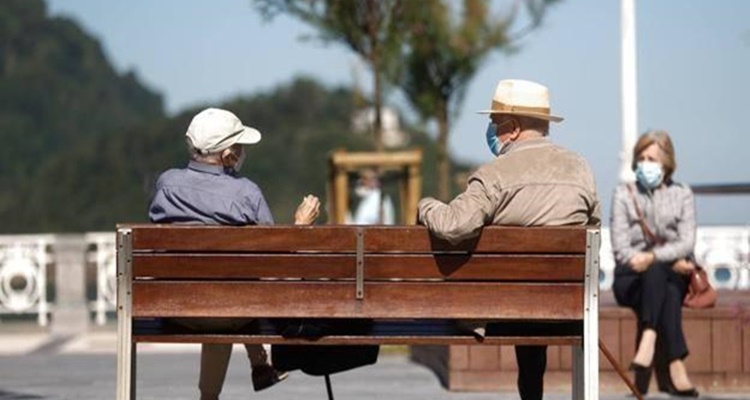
{"left": 46, "top": 0, "right": 749, "bottom": 225}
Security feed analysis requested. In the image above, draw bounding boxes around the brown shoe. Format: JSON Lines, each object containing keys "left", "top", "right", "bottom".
{"left": 252, "top": 364, "right": 289, "bottom": 392}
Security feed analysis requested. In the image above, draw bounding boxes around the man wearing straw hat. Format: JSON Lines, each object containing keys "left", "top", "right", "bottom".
{"left": 418, "top": 79, "right": 601, "bottom": 400}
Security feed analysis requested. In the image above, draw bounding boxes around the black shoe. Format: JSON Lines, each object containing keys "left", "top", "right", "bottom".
{"left": 669, "top": 387, "right": 699, "bottom": 398}
{"left": 252, "top": 365, "right": 289, "bottom": 392}
{"left": 629, "top": 362, "right": 651, "bottom": 395}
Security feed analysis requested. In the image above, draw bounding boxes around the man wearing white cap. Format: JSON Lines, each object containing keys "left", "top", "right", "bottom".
{"left": 418, "top": 80, "right": 600, "bottom": 400}
{"left": 149, "top": 107, "right": 320, "bottom": 399}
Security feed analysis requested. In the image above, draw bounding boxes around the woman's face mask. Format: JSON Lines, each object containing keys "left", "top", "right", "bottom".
{"left": 635, "top": 161, "right": 663, "bottom": 189}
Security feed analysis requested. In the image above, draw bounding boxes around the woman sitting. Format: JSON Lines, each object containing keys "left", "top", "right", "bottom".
{"left": 610, "top": 130, "right": 699, "bottom": 397}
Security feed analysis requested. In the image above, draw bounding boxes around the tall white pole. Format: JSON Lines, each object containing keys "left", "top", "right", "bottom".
{"left": 620, "top": 0, "right": 638, "bottom": 182}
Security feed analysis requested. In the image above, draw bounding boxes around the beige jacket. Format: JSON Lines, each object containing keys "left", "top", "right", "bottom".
{"left": 418, "top": 137, "right": 601, "bottom": 244}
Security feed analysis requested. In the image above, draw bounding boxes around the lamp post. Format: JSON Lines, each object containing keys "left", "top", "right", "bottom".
{"left": 620, "top": 0, "right": 637, "bottom": 183}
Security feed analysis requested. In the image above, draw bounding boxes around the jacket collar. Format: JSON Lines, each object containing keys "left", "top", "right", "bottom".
{"left": 187, "top": 160, "right": 227, "bottom": 176}
{"left": 502, "top": 137, "right": 551, "bottom": 155}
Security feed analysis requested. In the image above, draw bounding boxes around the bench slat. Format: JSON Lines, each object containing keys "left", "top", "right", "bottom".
{"left": 131, "top": 334, "right": 582, "bottom": 346}
{"left": 124, "top": 224, "right": 589, "bottom": 254}
{"left": 365, "top": 254, "right": 584, "bottom": 281}
{"left": 133, "top": 254, "right": 355, "bottom": 279}
{"left": 133, "top": 254, "right": 584, "bottom": 281}
{"left": 132, "top": 281, "right": 583, "bottom": 320}
{"left": 364, "top": 226, "right": 588, "bottom": 254}
{"left": 131, "top": 319, "right": 582, "bottom": 346}
{"left": 130, "top": 225, "right": 357, "bottom": 253}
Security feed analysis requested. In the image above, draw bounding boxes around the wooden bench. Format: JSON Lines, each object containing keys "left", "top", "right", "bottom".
{"left": 116, "top": 224, "right": 601, "bottom": 399}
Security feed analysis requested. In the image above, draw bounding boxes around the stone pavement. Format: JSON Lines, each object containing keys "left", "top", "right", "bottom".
{"left": 0, "top": 326, "right": 747, "bottom": 400}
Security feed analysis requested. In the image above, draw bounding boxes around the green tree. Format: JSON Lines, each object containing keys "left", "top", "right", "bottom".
{"left": 0, "top": 0, "right": 163, "bottom": 232}
{"left": 396, "top": 0, "right": 559, "bottom": 201}
{"left": 255, "top": 0, "right": 406, "bottom": 152}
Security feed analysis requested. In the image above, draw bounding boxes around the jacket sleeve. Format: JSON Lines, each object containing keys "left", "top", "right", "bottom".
{"left": 588, "top": 192, "right": 602, "bottom": 226}
{"left": 417, "top": 175, "right": 495, "bottom": 244}
{"left": 610, "top": 185, "right": 638, "bottom": 266}
{"left": 583, "top": 160, "right": 602, "bottom": 226}
{"left": 652, "top": 186, "right": 696, "bottom": 262}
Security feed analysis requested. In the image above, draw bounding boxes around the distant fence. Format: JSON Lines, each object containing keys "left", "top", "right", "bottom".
{"left": 0, "top": 227, "right": 748, "bottom": 327}
{"left": 0, "top": 234, "right": 54, "bottom": 326}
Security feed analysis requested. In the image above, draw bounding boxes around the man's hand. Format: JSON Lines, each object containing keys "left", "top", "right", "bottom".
{"left": 629, "top": 251, "right": 655, "bottom": 273}
{"left": 294, "top": 195, "right": 320, "bottom": 225}
{"left": 672, "top": 258, "right": 696, "bottom": 275}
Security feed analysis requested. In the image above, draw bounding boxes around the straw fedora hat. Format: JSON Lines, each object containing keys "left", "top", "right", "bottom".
{"left": 477, "top": 79, "right": 563, "bottom": 122}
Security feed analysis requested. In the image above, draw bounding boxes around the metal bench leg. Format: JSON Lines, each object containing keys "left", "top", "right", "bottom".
{"left": 579, "top": 229, "right": 600, "bottom": 400}
{"left": 572, "top": 345, "right": 583, "bottom": 399}
{"left": 116, "top": 304, "right": 135, "bottom": 400}
{"left": 116, "top": 229, "right": 134, "bottom": 400}
{"left": 573, "top": 337, "right": 600, "bottom": 400}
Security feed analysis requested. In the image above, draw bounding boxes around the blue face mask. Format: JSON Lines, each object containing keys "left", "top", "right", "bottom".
{"left": 486, "top": 122, "right": 511, "bottom": 156}
{"left": 486, "top": 123, "right": 500, "bottom": 156}
{"left": 635, "top": 161, "right": 663, "bottom": 189}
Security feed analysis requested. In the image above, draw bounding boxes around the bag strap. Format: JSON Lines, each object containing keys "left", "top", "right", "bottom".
{"left": 626, "top": 183, "right": 665, "bottom": 246}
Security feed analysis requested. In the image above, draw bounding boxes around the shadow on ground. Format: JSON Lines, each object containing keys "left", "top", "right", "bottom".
{"left": 0, "top": 390, "right": 45, "bottom": 399}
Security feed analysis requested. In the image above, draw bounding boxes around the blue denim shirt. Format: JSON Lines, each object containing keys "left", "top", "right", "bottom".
{"left": 149, "top": 160, "right": 274, "bottom": 225}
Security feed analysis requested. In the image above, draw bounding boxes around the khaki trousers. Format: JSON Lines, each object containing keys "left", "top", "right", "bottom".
{"left": 169, "top": 318, "right": 269, "bottom": 400}
{"left": 199, "top": 343, "right": 268, "bottom": 400}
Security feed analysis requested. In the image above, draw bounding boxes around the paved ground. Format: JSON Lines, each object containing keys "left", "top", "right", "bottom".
{"left": 0, "top": 326, "right": 747, "bottom": 399}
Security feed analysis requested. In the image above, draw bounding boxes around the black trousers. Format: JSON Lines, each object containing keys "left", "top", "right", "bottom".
{"left": 515, "top": 345, "right": 547, "bottom": 400}
{"left": 612, "top": 262, "right": 689, "bottom": 361}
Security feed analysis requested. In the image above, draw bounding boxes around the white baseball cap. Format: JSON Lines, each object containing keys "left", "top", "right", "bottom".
{"left": 186, "top": 108, "right": 262, "bottom": 154}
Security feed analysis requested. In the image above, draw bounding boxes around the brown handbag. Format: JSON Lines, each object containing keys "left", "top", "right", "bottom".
{"left": 683, "top": 264, "right": 717, "bottom": 308}
{"left": 626, "top": 184, "right": 717, "bottom": 309}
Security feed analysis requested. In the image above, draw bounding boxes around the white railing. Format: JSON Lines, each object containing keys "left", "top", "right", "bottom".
{"left": 599, "top": 226, "right": 750, "bottom": 291}
{"left": 0, "top": 235, "right": 55, "bottom": 326}
{"left": 85, "top": 232, "right": 117, "bottom": 326}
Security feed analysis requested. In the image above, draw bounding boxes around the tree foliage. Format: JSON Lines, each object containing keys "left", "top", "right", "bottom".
{"left": 395, "top": 0, "right": 560, "bottom": 201}
{"left": 255, "top": 0, "right": 407, "bottom": 151}
{"left": 396, "top": 0, "right": 510, "bottom": 200}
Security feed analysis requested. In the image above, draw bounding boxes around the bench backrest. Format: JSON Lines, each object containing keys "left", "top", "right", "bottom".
{"left": 117, "top": 225, "right": 599, "bottom": 323}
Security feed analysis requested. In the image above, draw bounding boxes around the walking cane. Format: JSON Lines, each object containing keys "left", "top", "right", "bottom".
{"left": 599, "top": 338, "right": 644, "bottom": 400}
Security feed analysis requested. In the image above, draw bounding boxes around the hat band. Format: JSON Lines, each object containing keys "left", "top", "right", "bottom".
{"left": 491, "top": 100, "right": 550, "bottom": 115}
